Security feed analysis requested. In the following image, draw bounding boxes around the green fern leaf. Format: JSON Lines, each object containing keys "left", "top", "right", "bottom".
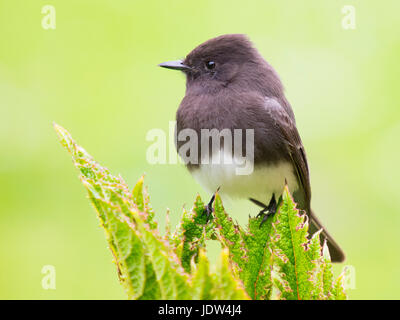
{"left": 55, "top": 123, "right": 347, "bottom": 301}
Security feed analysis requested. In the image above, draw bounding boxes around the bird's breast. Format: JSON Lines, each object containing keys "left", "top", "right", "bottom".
{"left": 190, "top": 149, "right": 299, "bottom": 203}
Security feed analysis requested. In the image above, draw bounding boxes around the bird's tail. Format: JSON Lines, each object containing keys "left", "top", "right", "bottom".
{"left": 309, "top": 211, "right": 345, "bottom": 263}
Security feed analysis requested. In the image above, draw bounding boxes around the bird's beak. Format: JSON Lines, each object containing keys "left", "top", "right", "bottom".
{"left": 158, "top": 60, "right": 192, "bottom": 72}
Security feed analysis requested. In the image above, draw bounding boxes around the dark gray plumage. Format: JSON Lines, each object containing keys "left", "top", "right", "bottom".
{"left": 159, "top": 34, "right": 345, "bottom": 262}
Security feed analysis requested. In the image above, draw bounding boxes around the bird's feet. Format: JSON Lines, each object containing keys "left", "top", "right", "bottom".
{"left": 203, "top": 187, "right": 220, "bottom": 220}
{"left": 250, "top": 194, "right": 278, "bottom": 227}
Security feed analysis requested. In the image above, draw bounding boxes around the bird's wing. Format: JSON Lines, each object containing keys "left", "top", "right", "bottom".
{"left": 264, "top": 97, "right": 311, "bottom": 209}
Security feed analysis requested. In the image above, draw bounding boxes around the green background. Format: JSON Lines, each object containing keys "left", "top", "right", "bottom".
{"left": 1, "top": 0, "right": 399, "bottom": 299}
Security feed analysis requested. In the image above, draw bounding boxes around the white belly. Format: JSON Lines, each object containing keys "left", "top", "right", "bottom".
{"left": 191, "top": 155, "right": 299, "bottom": 203}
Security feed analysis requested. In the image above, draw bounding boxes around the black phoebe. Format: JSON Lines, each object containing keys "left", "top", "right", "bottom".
{"left": 159, "top": 34, "right": 345, "bottom": 262}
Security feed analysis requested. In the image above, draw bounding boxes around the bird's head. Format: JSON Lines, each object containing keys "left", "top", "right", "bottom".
{"left": 159, "top": 34, "right": 282, "bottom": 95}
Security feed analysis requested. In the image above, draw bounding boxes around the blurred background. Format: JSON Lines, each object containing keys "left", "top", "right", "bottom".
{"left": 0, "top": 0, "right": 399, "bottom": 299}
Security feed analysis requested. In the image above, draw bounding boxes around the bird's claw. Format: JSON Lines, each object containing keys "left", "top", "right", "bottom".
{"left": 203, "top": 188, "right": 220, "bottom": 220}
{"left": 257, "top": 193, "right": 278, "bottom": 227}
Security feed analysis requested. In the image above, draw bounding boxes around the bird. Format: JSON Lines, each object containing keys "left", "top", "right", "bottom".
{"left": 159, "top": 34, "right": 345, "bottom": 262}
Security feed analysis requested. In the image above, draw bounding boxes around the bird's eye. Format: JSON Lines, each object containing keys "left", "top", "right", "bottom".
{"left": 205, "top": 61, "right": 216, "bottom": 70}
